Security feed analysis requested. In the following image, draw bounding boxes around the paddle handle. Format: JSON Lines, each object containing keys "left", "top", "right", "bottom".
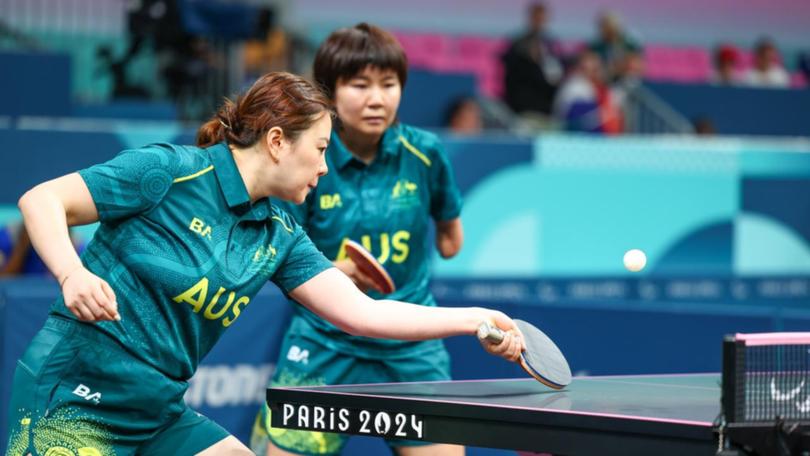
{"left": 476, "top": 321, "right": 506, "bottom": 343}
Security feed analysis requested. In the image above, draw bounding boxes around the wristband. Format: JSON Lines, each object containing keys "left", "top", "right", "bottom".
{"left": 58, "top": 265, "right": 83, "bottom": 287}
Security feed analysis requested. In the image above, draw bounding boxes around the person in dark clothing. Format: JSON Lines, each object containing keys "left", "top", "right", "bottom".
{"left": 501, "top": 2, "right": 563, "bottom": 116}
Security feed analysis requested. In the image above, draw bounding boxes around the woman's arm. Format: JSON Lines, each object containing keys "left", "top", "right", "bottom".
{"left": 18, "top": 173, "right": 97, "bottom": 280}
{"left": 18, "top": 173, "right": 119, "bottom": 321}
{"left": 435, "top": 217, "right": 463, "bottom": 259}
{"left": 289, "top": 268, "right": 522, "bottom": 360}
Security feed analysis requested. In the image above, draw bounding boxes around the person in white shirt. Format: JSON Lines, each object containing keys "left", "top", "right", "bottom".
{"left": 741, "top": 38, "right": 790, "bottom": 88}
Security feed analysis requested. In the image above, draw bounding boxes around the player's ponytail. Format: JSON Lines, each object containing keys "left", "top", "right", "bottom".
{"left": 197, "top": 72, "right": 333, "bottom": 149}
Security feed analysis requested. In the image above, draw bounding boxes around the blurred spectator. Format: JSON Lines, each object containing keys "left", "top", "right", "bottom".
{"left": 693, "top": 117, "right": 717, "bottom": 135}
{"left": 0, "top": 228, "right": 37, "bottom": 276}
{"left": 588, "top": 11, "right": 644, "bottom": 84}
{"left": 0, "top": 225, "right": 13, "bottom": 274}
{"left": 711, "top": 44, "right": 741, "bottom": 86}
{"left": 242, "top": 8, "right": 290, "bottom": 83}
{"left": 741, "top": 38, "right": 790, "bottom": 88}
{"left": 444, "top": 96, "right": 483, "bottom": 135}
{"left": 553, "top": 50, "right": 623, "bottom": 134}
{"left": 0, "top": 227, "right": 84, "bottom": 277}
{"left": 96, "top": 46, "right": 150, "bottom": 99}
{"left": 124, "top": 0, "right": 222, "bottom": 118}
{"left": 501, "top": 1, "right": 563, "bottom": 116}
{"left": 161, "top": 36, "right": 219, "bottom": 102}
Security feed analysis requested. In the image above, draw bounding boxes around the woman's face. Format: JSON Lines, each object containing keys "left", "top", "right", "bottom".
{"left": 276, "top": 112, "right": 332, "bottom": 204}
{"left": 334, "top": 66, "right": 402, "bottom": 139}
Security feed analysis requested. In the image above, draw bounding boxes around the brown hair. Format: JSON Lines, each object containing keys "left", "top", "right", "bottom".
{"left": 197, "top": 72, "right": 332, "bottom": 148}
{"left": 313, "top": 23, "right": 408, "bottom": 99}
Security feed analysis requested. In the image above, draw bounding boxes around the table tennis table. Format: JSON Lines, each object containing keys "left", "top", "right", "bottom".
{"left": 267, "top": 373, "right": 721, "bottom": 455}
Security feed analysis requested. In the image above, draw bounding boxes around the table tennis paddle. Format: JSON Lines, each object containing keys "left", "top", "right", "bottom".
{"left": 344, "top": 240, "right": 396, "bottom": 294}
{"left": 477, "top": 319, "right": 572, "bottom": 389}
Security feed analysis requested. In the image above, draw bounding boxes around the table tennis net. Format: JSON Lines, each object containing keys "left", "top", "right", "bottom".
{"left": 723, "top": 333, "right": 810, "bottom": 423}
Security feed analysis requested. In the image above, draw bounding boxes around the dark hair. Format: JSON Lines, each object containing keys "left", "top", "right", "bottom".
{"left": 197, "top": 72, "right": 332, "bottom": 148}
{"left": 443, "top": 96, "right": 478, "bottom": 127}
{"left": 313, "top": 23, "right": 408, "bottom": 99}
{"left": 528, "top": 1, "right": 547, "bottom": 14}
{"left": 753, "top": 37, "right": 776, "bottom": 55}
{"left": 714, "top": 44, "right": 738, "bottom": 67}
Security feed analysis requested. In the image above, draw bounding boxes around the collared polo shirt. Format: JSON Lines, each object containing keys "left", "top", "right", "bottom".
{"left": 55, "top": 142, "right": 331, "bottom": 379}
{"left": 276, "top": 123, "right": 462, "bottom": 354}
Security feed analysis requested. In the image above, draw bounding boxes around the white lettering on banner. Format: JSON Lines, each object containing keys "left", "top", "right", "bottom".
{"left": 185, "top": 363, "right": 274, "bottom": 408}
{"left": 339, "top": 408, "right": 351, "bottom": 431}
{"left": 279, "top": 405, "right": 423, "bottom": 439}
{"left": 297, "top": 405, "right": 309, "bottom": 427}
{"left": 283, "top": 404, "right": 295, "bottom": 424}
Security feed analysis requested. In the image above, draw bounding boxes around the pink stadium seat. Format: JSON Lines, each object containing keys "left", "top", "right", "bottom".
{"left": 456, "top": 36, "right": 509, "bottom": 59}
{"left": 413, "top": 33, "right": 452, "bottom": 56}
{"left": 643, "top": 44, "right": 712, "bottom": 83}
{"left": 394, "top": 30, "right": 508, "bottom": 96}
{"left": 791, "top": 72, "right": 808, "bottom": 88}
{"left": 456, "top": 36, "right": 493, "bottom": 59}
{"left": 393, "top": 31, "right": 452, "bottom": 67}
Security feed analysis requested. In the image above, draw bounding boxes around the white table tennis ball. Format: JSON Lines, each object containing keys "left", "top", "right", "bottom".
{"left": 623, "top": 249, "right": 647, "bottom": 272}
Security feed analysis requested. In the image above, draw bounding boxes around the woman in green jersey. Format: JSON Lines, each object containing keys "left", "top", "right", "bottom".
{"left": 6, "top": 72, "right": 521, "bottom": 456}
{"left": 252, "top": 24, "right": 477, "bottom": 456}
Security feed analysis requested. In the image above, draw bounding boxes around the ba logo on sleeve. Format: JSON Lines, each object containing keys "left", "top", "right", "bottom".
{"left": 320, "top": 193, "right": 343, "bottom": 210}
{"left": 188, "top": 217, "right": 213, "bottom": 240}
{"left": 286, "top": 345, "right": 310, "bottom": 364}
{"left": 72, "top": 384, "right": 102, "bottom": 404}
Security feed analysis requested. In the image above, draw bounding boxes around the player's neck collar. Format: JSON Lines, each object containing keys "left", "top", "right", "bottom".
{"left": 206, "top": 142, "right": 251, "bottom": 212}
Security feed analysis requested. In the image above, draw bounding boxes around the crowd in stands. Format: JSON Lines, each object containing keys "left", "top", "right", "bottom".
{"left": 418, "top": 2, "right": 805, "bottom": 135}
{"left": 713, "top": 38, "right": 791, "bottom": 88}
{"left": 9, "top": 0, "right": 795, "bottom": 134}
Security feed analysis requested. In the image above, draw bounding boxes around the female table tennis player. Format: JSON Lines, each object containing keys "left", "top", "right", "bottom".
{"left": 5, "top": 72, "right": 522, "bottom": 456}
{"left": 251, "top": 24, "right": 473, "bottom": 456}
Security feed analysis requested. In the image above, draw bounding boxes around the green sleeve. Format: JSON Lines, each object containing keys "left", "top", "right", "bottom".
{"left": 271, "top": 218, "right": 333, "bottom": 294}
{"left": 77, "top": 144, "right": 181, "bottom": 221}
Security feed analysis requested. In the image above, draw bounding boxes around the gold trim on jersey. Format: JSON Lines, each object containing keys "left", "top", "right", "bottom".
{"left": 272, "top": 216, "right": 294, "bottom": 233}
{"left": 398, "top": 136, "right": 432, "bottom": 167}
{"left": 173, "top": 165, "right": 215, "bottom": 183}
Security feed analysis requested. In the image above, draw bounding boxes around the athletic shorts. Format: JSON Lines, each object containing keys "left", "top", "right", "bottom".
{"left": 4, "top": 316, "right": 230, "bottom": 456}
{"left": 250, "top": 316, "right": 452, "bottom": 456}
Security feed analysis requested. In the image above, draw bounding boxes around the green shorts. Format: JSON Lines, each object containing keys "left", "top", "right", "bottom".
{"left": 251, "top": 316, "right": 452, "bottom": 456}
{"left": 4, "top": 316, "right": 230, "bottom": 456}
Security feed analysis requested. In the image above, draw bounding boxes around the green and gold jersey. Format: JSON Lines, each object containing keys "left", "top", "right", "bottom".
{"left": 52, "top": 142, "right": 332, "bottom": 380}
{"left": 276, "top": 123, "right": 462, "bottom": 355}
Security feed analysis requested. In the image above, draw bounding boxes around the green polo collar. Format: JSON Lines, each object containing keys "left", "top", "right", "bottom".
{"left": 207, "top": 142, "right": 251, "bottom": 211}
{"left": 332, "top": 124, "right": 402, "bottom": 170}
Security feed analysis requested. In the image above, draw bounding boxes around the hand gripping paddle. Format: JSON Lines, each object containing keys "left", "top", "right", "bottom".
{"left": 344, "top": 240, "right": 396, "bottom": 294}
{"left": 477, "top": 319, "right": 572, "bottom": 389}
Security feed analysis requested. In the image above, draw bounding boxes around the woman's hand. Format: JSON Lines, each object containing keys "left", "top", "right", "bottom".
{"left": 60, "top": 267, "right": 120, "bottom": 322}
{"left": 333, "top": 259, "right": 385, "bottom": 293}
{"left": 475, "top": 309, "right": 524, "bottom": 363}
